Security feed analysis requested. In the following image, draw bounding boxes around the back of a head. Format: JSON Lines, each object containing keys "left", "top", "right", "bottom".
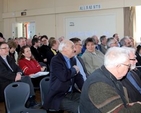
{"left": 104, "top": 47, "right": 129, "bottom": 67}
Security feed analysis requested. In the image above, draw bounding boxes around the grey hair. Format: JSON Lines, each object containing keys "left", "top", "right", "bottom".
{"left": 120, "top": 36, "right": 129, "bottom": 46}
{"left": 58, "top": 40, "right": 73, "bottom": 52}
{"left": 104, "top": 47, "right": 129, "bottom": 67}
{"left": 107, "top": 37, "right": 115, "bottom": 48}
{"left": 122, "top": 47, "right": 135, "bottom": 55}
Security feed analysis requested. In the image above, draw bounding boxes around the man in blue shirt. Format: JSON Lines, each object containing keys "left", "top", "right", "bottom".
{"left": 43, "top": 40, "right": 84, "bottom": 113}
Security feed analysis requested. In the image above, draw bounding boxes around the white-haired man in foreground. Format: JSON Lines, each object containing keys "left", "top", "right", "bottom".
{"left": 79, "top": 47, "right": 141, "bottom": 113}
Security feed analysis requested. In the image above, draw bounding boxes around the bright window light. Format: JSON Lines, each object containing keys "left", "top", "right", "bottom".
{"left": 135, "top": 6, "right": 141, "bottom": 43}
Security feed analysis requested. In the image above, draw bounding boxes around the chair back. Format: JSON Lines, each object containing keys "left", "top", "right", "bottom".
{"left": 40, "top": 76, "right": 50, "bottom": 105}
{"left": 4, "top": 82, "right": 30, "bottom": 113}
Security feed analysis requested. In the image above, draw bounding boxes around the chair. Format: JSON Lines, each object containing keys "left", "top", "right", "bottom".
{"left": 4, "top": 82, "right": 46, "bottom": 113}
{"left": 40, "top": 77, "right": 64, "bottom": 113}
{"left": 40, "top": 76, "right": 50, "bottom": 106}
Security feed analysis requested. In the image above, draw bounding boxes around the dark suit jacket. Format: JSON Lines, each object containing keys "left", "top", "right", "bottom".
{"left": 0, "top": 55, "right": 23, "bottom": 101}
{"left": 121, "top": 70, "right": 141, "bottom": 102}
{"left": 77, "top": 56, "right": 89, "bottom": 78}
{"left": 30, "top": 46, "right": 43, "bottom": 62}
{"left": 46, "top": 48, "right": 59, "bottom": 66}
{"left": 43, "top": 53, "right": 84, "bottom": 110}
{"left": 39, "top": 45, "right": 50, "bottom": 59}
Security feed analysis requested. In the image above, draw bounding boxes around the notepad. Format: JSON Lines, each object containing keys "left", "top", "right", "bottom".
{"left": 30, "top": 71, "right": 49, "bottom": 78}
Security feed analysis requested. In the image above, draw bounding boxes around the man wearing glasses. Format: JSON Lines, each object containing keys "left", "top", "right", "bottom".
{"left": 79, "top": 47, "right": 141, "bottom": 113}
{"left": 0, "top": 42, "right": 39, "bottom": 108}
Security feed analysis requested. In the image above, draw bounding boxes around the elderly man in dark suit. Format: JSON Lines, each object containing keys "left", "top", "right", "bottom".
{"left": 0, "top": 42, "right": 38, "bottom": 108}
{"left": 43, "top": 40, "right": 84, "bottom": 113}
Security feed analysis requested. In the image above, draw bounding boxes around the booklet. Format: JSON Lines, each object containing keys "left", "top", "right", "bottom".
{"left": 30, "top": 71, "right": 49, "bottom": 78}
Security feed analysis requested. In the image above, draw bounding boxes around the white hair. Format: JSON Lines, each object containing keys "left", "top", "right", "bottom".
{"left": 104, "top": 47, "right": 129, "bottom": 67}
{"left": 122, "top": 47, "right": 136, "bottom": 70}
{"left": 122, "top": 47, "right": 135, "bottom": 55}
{"left": 58, "top": 40, "right": 73, "bottom": 52}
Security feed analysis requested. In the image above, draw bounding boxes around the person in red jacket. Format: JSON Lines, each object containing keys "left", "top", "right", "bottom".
{"left": 18, "top": 45, "right": 46, "bottom": 87}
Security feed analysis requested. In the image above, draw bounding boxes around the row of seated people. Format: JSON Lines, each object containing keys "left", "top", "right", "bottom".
{"left": 15, "top": 35, "right": 59, "bottom": 69}
{"left": 0, "top": 34, "right": 141, "bottom": 110}
{"left": 42, "top": 39, "right": 141, "bottom": 113}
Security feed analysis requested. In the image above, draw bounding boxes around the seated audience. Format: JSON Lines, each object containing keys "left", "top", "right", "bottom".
{"left": 82, "top": 37, "right": 104, "bottom": 75}
{"left": 113, "top": 33, "right": 120, "bottom": 46}
{"left": 70, "top": 37, "right": 88, "bottom": 81}
{"left": 92, "top": 35, "right": 101, "bottom": 50}
{"left": 129, "top": 36, "right": 135, "bottom": 48}
{"left": 43, "top": 40, "right": 84, "bottom": 113}
{"left": 40, "top": 35, "right": 50, "bottom": 69}
{"left": 48, "top": 37, "right": 55, "bottom": 47}
{"left": 0, "top": 42, "right": 38, "bottom": 108}
{"left": 99, "top": 35, "right": 107, "bottom": 54}
{"left": 107, "top": 37, "right": 118, "bottom": 48}
{"left": 46, "top": 39, "right": 59, "bottom": 66}
{"left": 26, "top": 38, "right": 32, "bottom": 47}
{"left": 7, "top": 40, "right": 18, "bottom": 63}
{"left": 81, "top": 39, "right": 86, "bottom": 55}
{"left": 14, "top": 37, "right": 19, "bottom": 46}
{"left": 16, "top": 37, "right": 26, "bottom": 54}
{"left": 79, "top": 47, "right": 141, "bottom": 113}
{"left": 18, "top": 46, "right": 46, "bottom": 87}
{"left": 120, "top": 36, "right": 132, "bottom": 47}
{"left": 30, "top": 38, "right": 44, "bottom": 62}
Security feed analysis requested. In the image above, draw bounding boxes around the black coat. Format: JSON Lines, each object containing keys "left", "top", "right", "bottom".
{"left": 0, "top": 56, "right": 23, "bottom": 101}
{"left": 30, "top": 46, "right": 43, "bottom": 62}
{"left": 43, "top": 53, "right": 84, "bottom": 110}
{"left": 121, "top": 70, "right": 141, "bottom": 102}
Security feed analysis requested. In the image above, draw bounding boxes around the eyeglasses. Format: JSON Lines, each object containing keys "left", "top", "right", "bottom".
{"left": 75, "top": 44, "right": 82, "bottom": 46}
{"left": 121, "top": 63, "right": 131, "bottom": 68}
{"left": 130, "top": 58, "right": 136, "bottom": 61}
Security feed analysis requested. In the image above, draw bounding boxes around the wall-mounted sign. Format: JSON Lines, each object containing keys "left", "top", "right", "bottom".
{"left": 79, "top": 4, "right": 101, "bottom": 11}
{"left": 21, "top": 12, "right": 26, "bottom": 16}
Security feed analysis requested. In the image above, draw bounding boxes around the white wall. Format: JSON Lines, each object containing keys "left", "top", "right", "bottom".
{"left": 2, "top": 0, "right": 141, "bottom": 39}
{"left": 0, "top": 0, "right": 3, "bottom": 33}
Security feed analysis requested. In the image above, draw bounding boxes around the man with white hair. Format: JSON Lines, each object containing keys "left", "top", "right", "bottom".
{"left": 43, "top": 40, "right": 84, "bottom": 113}
{"left": 79, "top": 47, "right": 141, "bottom": 113}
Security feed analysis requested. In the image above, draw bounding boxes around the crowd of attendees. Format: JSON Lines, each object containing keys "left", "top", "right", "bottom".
{"left": 1, "top": 31, "right": 141, "bottom": 113}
